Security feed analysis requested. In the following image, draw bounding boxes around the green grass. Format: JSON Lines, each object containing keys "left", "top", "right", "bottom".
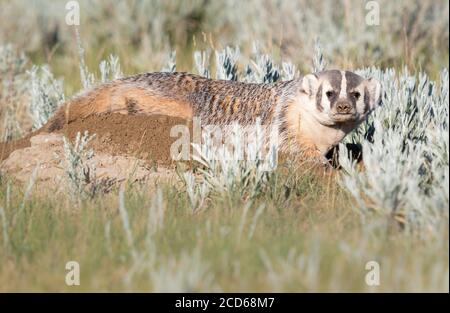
{"left": 0, "top": 0, "right": 448, "bottom": 293}
{"left": 0, "top": 166, "right": 447, "bottom": 292}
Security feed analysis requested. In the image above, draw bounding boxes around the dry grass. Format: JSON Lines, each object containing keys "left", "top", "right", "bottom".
{"left": 0, "top": 0, "right": 448, "bottom": 292}
{"left": 0, "top": 163, "right": 447, "bottom": 292}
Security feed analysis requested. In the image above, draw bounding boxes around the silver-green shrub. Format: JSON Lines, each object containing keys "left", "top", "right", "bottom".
{"left": 0, "top": 44, "right": 28, "bottom": 140}
{"left": 339, "top": 67, "right": 449, "bottom": 235}
{"left": 27, "top": 65, "right": 65, "bottom": 129}
{"left": 62, "top": 131, "right": 96, "bottom": 200}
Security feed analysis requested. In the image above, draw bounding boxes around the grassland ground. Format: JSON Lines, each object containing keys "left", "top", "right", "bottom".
{"left": 0, "top": 157, "right": 448, "bottom": 292}
{"left": 0, "top": 0, "right": 448, "bottom": 293}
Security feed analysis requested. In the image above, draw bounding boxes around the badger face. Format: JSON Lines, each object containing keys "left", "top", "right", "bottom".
{"left": 300, "top": 70, "right": 381, "bottom": 126}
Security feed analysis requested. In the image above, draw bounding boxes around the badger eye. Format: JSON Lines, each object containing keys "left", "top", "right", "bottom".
{"left": 326, "top": 91, "right": 335, "bottom": 98}
{"left": 352, "top": 91, "right": 361, "bottom": 99}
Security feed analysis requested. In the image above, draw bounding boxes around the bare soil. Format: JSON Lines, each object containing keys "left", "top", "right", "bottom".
{"left": 57, "top": 113, "right": 192, "bottom": 166}
{"left": 1, "top": 113, "right": 192, "bottom": 164}
{"left": 0, "top": 113, "right": 193, "bottom": 187}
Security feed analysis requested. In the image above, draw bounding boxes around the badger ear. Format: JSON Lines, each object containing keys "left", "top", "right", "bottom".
{"left": 301, "top": 74, "right": 319, "bottom": 96}
{"left": 365, "top": 77, "right": 381, "bottom": 109}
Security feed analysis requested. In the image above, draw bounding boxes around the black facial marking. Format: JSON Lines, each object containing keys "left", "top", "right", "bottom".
{"left": 126, "top": 98, "right": 139, "bottom": 114}
{"left": 320, "top": 70, "right": 341, "bottom": 108}
{"left": 345, "top": 71, "right": 364, "bottom": 93}
{"left": 344, "top": 71, "right": 364, "bottom": 109}
{"left": 316, "top": 84, "right": 323, "bottom": 112}
{"left": 363, "top": 86, "right": 370, "bottom": 113}
{"left": 326, "top": 70, "right": 342, "bottom": 91}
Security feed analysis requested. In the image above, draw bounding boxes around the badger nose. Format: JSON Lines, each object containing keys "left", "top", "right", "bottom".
{"left": 336, "top": 101, "right": 352, "bottom": 114}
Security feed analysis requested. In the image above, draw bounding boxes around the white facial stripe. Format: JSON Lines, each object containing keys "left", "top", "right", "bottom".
{"left": 339, "top": 70, "right": 346, "bottom": 98}
{"left": 322, "top": 81, "right": 332, "bottom": 113}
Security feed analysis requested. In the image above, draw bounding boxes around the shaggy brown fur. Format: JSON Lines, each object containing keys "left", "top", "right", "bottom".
{"left": 39, "top": 70, "right": 380, "bottom": 162}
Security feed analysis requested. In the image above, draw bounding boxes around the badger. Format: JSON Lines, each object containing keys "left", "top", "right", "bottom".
{"left": 32, "top": 69, "right": 381, "bottom": 163}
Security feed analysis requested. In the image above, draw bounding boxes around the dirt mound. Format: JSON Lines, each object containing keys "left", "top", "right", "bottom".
{"left": 0, "top": 132, "right": 177, "bottom": 189}
{"left": 57, "top": 113, "right": 193, "bottom": 166}
{"left": 1, "top": 113, "right": 193, "bottom": 165}
{"left": 0, "top": 113, "right": 193, "bottom": 188}
{"left": 0, "top": 134, "right": 32, "bottom": 162}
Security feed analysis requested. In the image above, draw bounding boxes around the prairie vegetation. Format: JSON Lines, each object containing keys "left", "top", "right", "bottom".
{"left": 0, "top": 0, "right": 448, "bottom": 291}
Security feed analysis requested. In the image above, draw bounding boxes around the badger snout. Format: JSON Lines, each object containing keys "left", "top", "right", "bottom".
{"left": 334, "top": 100, "right": 355, "bottom": 115}
{"left": 331, "top": 99, "right": 357, "bottom": 123}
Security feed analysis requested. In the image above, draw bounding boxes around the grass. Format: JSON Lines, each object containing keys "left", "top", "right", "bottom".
{"left": 0, "top": 0, "right": 448, "bottom": 292}
{"left": 0, "top": 166, "right": 447, "bottom": 292}
{"left": 0, "top": 0, "right": 448, "bottom": 90}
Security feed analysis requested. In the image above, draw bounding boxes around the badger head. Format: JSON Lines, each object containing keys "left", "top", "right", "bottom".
{"left": 300, "top": 70, "right": 381, "bottom": 126}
